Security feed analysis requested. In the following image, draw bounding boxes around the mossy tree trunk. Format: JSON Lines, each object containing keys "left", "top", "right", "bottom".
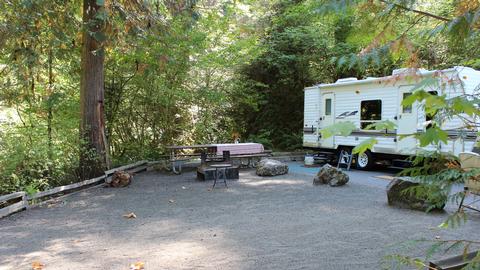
{"left": 80, "top": 0, "right": 109, "bottom": 179}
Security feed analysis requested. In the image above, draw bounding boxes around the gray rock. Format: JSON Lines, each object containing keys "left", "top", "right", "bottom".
{"left": 256, "top": 159, "right": 288, "bottom": 176}
{"left": 313, "top": 164, "right": 349, "bottom": 187}
{"left": 386, "top": 178, "right": 445, "bottom": 211}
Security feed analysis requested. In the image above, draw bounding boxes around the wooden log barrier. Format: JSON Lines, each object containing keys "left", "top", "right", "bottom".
{"left": 0, "top": 192, "right": 27, "bottom": 218}
{"left": 0, "top": 160, "right": 148, "bottom": 218}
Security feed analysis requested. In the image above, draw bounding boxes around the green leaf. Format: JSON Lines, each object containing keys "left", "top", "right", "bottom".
{"left": 364, "top": 120, "right": 396, "bottom": 131}
{"left": 410, "top": 77, "right": 438, "bottom": 92}
{"left": 352, "top": 138, "right": 377, "bottom": 154}
{"left": 337, "top": 56, "right": 347, "bottom": 67}
{"left": 401, "top": 91, "right": 421, "bottom": 107}
{"left": 417, "top": 127, "right": 448, "bottom": 147}
{"left": 426, "top": 242, "right": 445, "bottom": 259}
{"left": 450, "top": 97, "right": 480, "bottom": 116}
{"left": 438, "top": 221, "right": 449, "bottom": 229}
{"left": 320, "top": 121, "right": 356, "bottom": 139}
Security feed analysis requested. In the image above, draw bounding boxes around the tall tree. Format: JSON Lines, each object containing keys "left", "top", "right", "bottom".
{"left": 80, "top": 0, "right": 108, "bottom": 178}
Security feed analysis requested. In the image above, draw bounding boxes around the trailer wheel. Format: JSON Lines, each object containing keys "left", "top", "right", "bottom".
{"left": 355, "top": 150, "right": 374, "bottom": 170}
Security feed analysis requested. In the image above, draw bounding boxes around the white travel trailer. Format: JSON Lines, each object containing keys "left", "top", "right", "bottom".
{"left": 303, "top": 66, "right": 480, "bottom": 169}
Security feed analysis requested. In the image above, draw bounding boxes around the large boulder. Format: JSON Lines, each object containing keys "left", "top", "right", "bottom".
{"left": 386, "top": 178, "right": 445, "bottom": 211}
{"left": 313, "top": 164, "right": 349, "bottom": 187}
{"left": 256, "top": 159, "right": 288, "bottom": 176}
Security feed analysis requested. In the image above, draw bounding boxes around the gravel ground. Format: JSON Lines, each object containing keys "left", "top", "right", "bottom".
{"left": 1, "top": 163, "right": 479, "bottom": 270}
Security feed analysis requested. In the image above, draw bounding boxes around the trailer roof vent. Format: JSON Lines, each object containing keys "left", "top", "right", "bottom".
{"left": 336, "top": 77, "right": 358, "bottom": 83}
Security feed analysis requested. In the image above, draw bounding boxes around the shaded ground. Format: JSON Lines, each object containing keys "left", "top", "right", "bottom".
{"left": 1, "top": 163, "right": 479, "bottom": 270}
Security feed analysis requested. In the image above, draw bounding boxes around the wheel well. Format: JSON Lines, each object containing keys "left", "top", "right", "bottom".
{"left": 336, "top": 145, "right": 354, "bottom": 153}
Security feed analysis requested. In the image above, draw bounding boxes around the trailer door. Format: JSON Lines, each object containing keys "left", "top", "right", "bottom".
{"left": 397, "top": 86, "right": 418, "bottom": 154}
{"left": 320, "top": 93, "right": 335, "bottom": 148}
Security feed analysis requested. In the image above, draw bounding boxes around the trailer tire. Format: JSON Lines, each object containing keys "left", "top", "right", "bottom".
{"left": 355, "top": 150, "right": 374, "bottom": 170}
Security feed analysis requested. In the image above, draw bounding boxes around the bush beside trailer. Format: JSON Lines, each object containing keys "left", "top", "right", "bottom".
{"left": 303, "top": 66, "right": 480, "bottom": 169}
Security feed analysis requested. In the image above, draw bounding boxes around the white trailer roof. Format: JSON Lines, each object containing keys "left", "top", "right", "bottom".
{"left": 311, "top": 66, "right": 477, "bottom": 89}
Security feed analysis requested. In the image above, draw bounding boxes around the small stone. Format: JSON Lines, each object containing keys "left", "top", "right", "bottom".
{"left": 313, "top": 164, "right": 349, "bottom": 187}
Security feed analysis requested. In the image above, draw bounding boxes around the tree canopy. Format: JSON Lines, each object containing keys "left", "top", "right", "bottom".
{"left": 0, "top": 0, "right": 479, "bottom": 194}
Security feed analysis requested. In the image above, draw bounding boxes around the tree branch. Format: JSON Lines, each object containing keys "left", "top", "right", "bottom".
{"left": 379, "top": 0, "right": 451, "bottom": 22}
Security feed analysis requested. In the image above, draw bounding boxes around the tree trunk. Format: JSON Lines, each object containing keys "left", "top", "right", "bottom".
{"left": 80, "top": 0, "right": 109, "bottom": 179}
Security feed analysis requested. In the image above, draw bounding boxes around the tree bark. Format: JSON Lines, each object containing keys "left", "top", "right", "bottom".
{"left": 80, "top": 0, "right": 109, "bottom": 179}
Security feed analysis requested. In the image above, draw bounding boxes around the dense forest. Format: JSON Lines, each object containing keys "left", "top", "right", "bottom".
{"left": 0, "top": 0, "right": 479, "bottom": 195}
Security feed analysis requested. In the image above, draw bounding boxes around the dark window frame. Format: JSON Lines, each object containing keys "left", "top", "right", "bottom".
{"left": 325, "top": 98, "right": 332, "bottom": 116}
{"left": 426, "top": 91, "right": 438, "bottom": 129}
{"left": 402, "top": 93, "right": 412, "bottom": 113}
{"left": 360, "top": 99, "right": 382, "bottom": 130}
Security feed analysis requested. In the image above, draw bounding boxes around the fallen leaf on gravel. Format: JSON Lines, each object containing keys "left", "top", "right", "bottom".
{"left": 129, "top": 261, "right": 145, "bottom": 270}
{"left": 169, "top": 199, "right": 176, "bottom": 203}
{"left": 32, "top": 261, "right": 44, "bottom": 270}
{"left": 123, "top": 212, "right": 137, "bottom": 219}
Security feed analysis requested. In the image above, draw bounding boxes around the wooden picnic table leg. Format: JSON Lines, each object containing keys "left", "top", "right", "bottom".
{"left": 170, "top": 149, "right": 181, "bottom": 174}
{"left": 201, "top": 152, "right": 207, "bottom": 165}
{"left": 222, "top": 167, "right": 228, "bottom": 187}
{"left": 213, "top": 168, "right": 218, "bottom": 188}
{"left": 457, "top": 188, "right": 467, "bottom": 212}
{"left": 170, "top": 149, "right": 174, "bottom": 171}
{"left": 172, "top": 161, "right": 182, "bottom": 175}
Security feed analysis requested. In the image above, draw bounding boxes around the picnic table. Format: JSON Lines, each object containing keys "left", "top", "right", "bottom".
{"left": 166, "top": 143, "right": 268, "bottom": 174}
{"left": 166, "top": 144, "right": 216, "bottom": 174}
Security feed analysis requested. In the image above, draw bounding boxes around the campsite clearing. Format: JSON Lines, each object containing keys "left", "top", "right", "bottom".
{"left": 1, "top": 164, "right": 479, "bottom": 270}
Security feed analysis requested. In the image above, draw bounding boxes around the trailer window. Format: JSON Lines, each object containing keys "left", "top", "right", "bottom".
{"left": 402, "top": 93, "right": 412, "bottom": 113}
{"left": 426, "top": 91, "right": 438, "bottom": 129}
{"left": 360, "top": 100, "right": 382, "bottom": 129}
{"left": 325, "top": 99, "right": 332, "bottom": 116}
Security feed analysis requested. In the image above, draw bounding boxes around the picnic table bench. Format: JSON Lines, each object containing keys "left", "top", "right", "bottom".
{"left": 230, "top": 151, "right": 272, "bottom": 167}
{"left": 166, "top": 145, "right": 215, "bottom": 174}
